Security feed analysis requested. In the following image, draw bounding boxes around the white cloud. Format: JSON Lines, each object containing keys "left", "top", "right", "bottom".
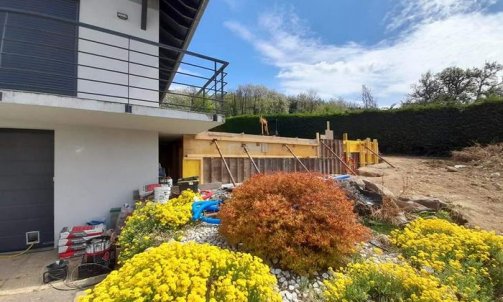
{"left": 224, "top": 1, "right": 503, "bottom": 105}
{"left": 386, "top": 0, "right": 498, "bottom": 31}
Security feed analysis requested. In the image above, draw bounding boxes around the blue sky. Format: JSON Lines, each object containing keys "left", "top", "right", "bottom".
{"left": 188, "top": 0, "right": 503, "bottom": 106}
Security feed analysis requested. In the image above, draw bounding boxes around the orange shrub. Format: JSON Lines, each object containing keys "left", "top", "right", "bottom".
{"left": 219, "top": 172, "right": 370, "bottom": 274}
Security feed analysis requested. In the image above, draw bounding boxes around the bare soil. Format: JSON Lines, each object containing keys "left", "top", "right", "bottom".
{"left": 360, "top": 155, "right": 503, "bottom": 233}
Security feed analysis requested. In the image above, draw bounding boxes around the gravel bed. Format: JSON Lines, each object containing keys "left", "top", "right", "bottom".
{"left": 180, "top": 223, "right": 400, "bottom": 302}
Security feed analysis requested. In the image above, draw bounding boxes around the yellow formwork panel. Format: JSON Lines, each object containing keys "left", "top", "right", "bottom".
{"left": 182, "top": 159, "right": 202, "bottom": 179}
{"left": 342, "top": 134, "right": 380, "bottom": 167}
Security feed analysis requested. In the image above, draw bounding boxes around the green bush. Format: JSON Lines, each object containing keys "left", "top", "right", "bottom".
{"left": 213, "top": 99, "right": 503, "bottom": 155}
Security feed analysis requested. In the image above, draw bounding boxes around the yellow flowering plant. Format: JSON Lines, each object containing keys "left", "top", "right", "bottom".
{"left": 391, "top": 218, "right": 503, "bottom": 301}
{"left": 323, "top": 260, "right": 457, "bottom": 302}
{"left": 117, "top": 190, "right": 199, "bottom": 263}
{"left": 79, "top": 242, "right": 282, "bottom": 302}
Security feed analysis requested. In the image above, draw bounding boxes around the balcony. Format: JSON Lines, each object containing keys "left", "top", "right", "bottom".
{"left": 0, "top": 7, "right": 228, "bottom": 115}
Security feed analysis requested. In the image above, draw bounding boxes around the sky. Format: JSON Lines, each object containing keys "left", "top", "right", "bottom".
{"left": 187, "top": 0, "right": 503, "bottom": 106}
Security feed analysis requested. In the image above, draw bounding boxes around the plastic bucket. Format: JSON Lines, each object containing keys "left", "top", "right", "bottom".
{"left": 154, "top": 187, "right": 171, "bottom": 203}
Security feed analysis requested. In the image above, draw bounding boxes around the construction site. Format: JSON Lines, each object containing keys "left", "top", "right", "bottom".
{"left": 1, "top": 0, "right": 502, "bottom": 301}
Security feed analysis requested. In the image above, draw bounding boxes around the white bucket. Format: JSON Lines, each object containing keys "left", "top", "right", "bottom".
{"left": 154, "top": 187, "right": 171, "bottom": 204}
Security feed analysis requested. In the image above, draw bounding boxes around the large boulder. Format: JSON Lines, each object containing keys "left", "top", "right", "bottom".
{"left": 362, "top": 179, "right": 396, "bottom": 199}
{"left": 399, "top": 195, "right": 448, "bottom": 211}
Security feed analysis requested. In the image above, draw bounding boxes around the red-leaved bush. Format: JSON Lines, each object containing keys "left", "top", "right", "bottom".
{"left": 219, "top": 172, "right": 370, "bottom": 274}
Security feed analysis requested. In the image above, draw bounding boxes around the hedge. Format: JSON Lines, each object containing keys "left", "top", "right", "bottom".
{"left": 212, "top": 100, "right": 503, "bottom": 155}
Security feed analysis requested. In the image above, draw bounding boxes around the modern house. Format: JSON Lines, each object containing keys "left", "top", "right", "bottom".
{"left": 0, "top": 0, "right": 228, "bottom": 252}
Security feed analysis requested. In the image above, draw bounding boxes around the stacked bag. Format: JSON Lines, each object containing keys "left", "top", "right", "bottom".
{"left": 58, "top": 224, "right": 105, "bottom": 259}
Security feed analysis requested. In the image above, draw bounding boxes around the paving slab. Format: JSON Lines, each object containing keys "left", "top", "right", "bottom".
{"left": 0, "top": 249, "right": 102, "bottom": 302}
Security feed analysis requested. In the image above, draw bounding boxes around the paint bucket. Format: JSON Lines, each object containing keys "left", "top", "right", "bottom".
{"left": 154, "top": 187, "right": 171, "bottom": 203}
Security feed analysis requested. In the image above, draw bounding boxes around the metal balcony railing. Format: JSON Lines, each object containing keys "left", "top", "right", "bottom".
{"left": 0, "top": 8, "right": 228, "bottom": 114}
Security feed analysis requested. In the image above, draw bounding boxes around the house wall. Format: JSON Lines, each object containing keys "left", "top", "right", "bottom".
{"left": 78, "top": 0, "right": 160, "bottom": 106}
{"left": 53, "top": 126, "right": 158, "bottom": 241}
{"left": 0, "top": 114, "right": 159, "bottom": 245}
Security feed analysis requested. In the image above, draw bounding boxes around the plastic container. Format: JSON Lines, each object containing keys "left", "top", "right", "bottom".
{"left": 154, "top": 187, "right": 171, "bottom": 203}
{"left": 109, "top": 207, "right": 121, "bottom": 229}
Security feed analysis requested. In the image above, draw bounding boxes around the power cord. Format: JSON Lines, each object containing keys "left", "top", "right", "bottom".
{"left": 46, "top": 263, "right": 112, "bottom": 291}
{"left": 0, "top": 244, "right": 34, "bottom": 258}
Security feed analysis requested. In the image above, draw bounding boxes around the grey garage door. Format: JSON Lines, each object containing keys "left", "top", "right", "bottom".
{"left": 0, "top": 129, "right": 54, "bottom": 252}
{"left": 0, "top": 0, "right": 79, "bottom": 96}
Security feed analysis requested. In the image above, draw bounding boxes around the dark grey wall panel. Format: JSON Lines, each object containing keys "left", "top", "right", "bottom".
{"left": 0, "top": 129, "right": 54, "bottom": 252}
{"left": 0, "top": 0, "right": 79, "bottom": 96}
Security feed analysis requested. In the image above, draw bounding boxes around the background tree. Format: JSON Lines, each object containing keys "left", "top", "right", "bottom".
{"left": 362, "top": 85, "right": 377, "bottom": 108}
{"left": 406, "top": 62, "right": 503, "bottom": 106}
{"left": 471, "top": 62, "right": 503, "bottom": 99}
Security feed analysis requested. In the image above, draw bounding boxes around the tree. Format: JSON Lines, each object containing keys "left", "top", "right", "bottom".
{"left": 406, "top": 62, "right": 503, "bottom": 106}
{"left": 471, "top": 62, "right": 503, "bottom": 99}
{"left": 409, "top": 71, "right": 443, "bottom": 104}
{"left": 362, "top": 85, "right": 377, "bottom": 108}
{"left": 436, "top": 67, "right": 475, "bottom": 104}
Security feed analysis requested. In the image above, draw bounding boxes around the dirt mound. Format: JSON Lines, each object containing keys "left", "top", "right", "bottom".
{"left": 452, "top": 143, "right": 503, "bottom": 170}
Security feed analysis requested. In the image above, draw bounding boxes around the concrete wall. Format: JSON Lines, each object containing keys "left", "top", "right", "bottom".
{"left": 78, "top": 0, "right": 160, "bottom": 106}
{"left": 53, "top": 126, "right": 158, "bottom": 241}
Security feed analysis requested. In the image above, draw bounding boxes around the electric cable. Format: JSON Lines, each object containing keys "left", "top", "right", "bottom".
{"left": 0, "top": 244, "right": 34, "bottom": 258}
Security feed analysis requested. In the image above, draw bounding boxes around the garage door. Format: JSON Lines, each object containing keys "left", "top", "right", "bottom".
{"left": 0, "top": 129, "right": 54, "bottom": 252}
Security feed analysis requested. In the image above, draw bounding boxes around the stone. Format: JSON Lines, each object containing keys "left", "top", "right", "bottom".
{"left": 284, "top": 291, "right": 293, "bottom": 301}
{"left": 322, "top": 273, "right": 329, "bottom": 279}
{"left": 362, "top": 179, "right": 396, "bottom": 199}
{"left": 490, "top": 172, "right": 501, "bottom": 178}
{"left": 394, "top": 212, "right": 408, "bottom": 225}
{"left": 288, "top": 285, "right": 295, "bottom": 291}
{"left": 446, "top": 166, "right": 458, "bottom": 172}
{"left": 454, "top": 165, "right": 467, "bottom": 169}
{"left": 395, "top": 198, "right": 431, "bottom": 213}
{"left": 358, "top": 166, "right": 384, "bottom": 177}
{"left": 291, "top": 292, "right": 298, "bottom": 302}
{"left": 400, "top": 195, "right": 448, "bottom": 210}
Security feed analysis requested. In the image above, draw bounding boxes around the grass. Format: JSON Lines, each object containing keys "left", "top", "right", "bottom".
{"left": 363, "top": 218, "right": 398, "bottom": 235}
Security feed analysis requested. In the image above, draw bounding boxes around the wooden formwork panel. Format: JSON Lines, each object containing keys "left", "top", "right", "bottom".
{"left": 202, "top": 140, "right": 346, "bottom": 184}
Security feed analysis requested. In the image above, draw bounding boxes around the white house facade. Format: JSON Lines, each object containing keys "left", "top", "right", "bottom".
{"left": 0, "top": 0, "right": 227, "bottom": 252}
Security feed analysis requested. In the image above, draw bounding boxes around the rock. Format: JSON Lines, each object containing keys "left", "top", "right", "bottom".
{"left": 288, "top": 285, "right": 295, "bottom": 291}
{"left": 404, "top": 195, "right": 448, "bottom": 210}
{"left": 291, "top": 292, "right": 298, "bottom": 302}
{"left": 454, "top": 165, "right": 467, "bottom": 169}
{"left": 322, "top": 273, "right": 329, "bottom": 279}
{"left": 358, "top": 167, "right": 384, "bottom": 177}
{"left": 395, "top": 199, "right": 431, "bottom": 213}
{"left": 394, "top": 212, "right": 408, "bottom": 225}
{"left": 446, "top": 166, "right": 458, "bottom": 172}
{"left": 348, "top": 176, "right": 366, "bottom": 189}
{"left": 490, "top": 172, "right": 501, "bottom": 178}
{"left": 362, "top": 179, "right": 396, "bottom": 199}
{"left": 284, "top": 291, "right": 293, "bottom": 301}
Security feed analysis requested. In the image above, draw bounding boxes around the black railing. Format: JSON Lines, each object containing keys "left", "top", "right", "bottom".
{"left": 0, "top": 8, "right": 228, "bottom": 114}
